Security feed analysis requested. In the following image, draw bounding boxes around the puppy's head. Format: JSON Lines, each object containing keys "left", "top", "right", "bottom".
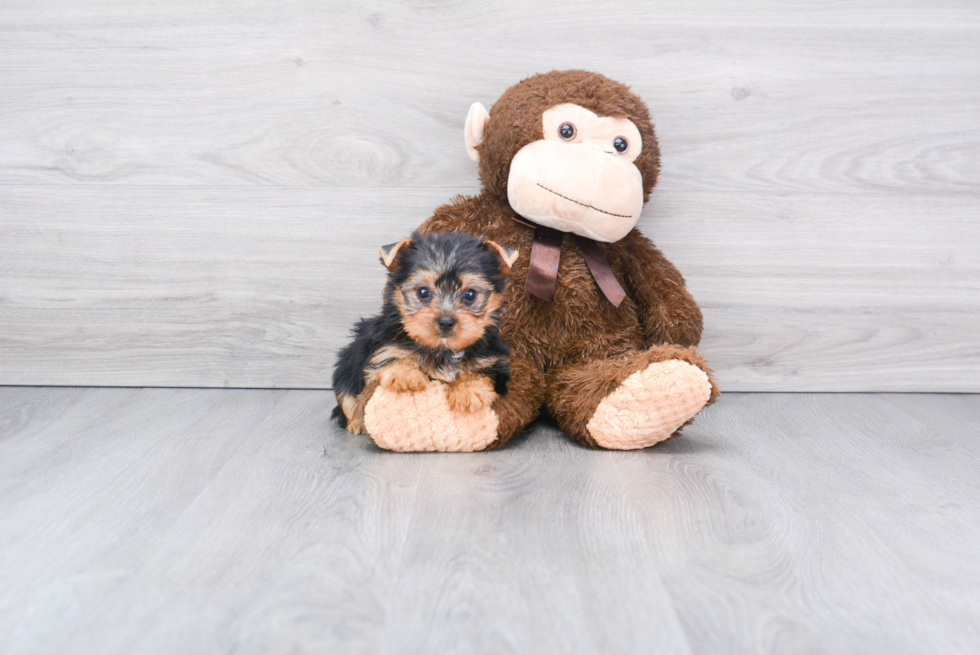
{"left": 380, "top": 231, "right": 518, "bottom": 350}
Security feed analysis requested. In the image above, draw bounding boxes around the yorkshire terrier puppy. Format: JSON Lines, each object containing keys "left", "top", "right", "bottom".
{"left": 332, "top": 231, "right": 518, "bottom": 435}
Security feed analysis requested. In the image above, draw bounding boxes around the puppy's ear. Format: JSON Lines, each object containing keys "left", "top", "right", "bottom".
{"left": 379, "top": 238, "right": 412, "bottom": 270}
{"left": 485, "top": 240, "right": 519, "bottom": 276}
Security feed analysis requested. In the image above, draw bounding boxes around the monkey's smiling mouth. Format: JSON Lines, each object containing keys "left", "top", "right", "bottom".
{"left": 536, "top": 183, "right": 633, "bottom": 219}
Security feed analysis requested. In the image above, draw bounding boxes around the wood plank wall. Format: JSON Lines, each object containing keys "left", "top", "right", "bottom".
{"left": 1, "top": 1, "right": 978, "bottom": 391}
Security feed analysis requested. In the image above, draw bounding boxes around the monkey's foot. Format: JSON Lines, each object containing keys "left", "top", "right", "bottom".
{"left": 364, "top": 381, "right": 499, "bottom": 452}
{"left": 586, "top": 359, "right": 712, "bottom": 450}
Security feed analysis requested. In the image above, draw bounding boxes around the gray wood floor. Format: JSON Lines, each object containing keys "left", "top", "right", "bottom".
{"left": 1, "top": 388, "right": 978, "bottom": 654}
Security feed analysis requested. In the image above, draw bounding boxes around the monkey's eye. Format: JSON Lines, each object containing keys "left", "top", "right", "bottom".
{"left": 462, "top": 289, "right": 477, "bottom": 304}
{"left": 613, "top": 136, "right": 629, "bottom": 153}
{"left": 559, "top": 123, "right": 576, "bottom": 140}
{"left": 416, "top": 287, "right": 431, "bottom": 300}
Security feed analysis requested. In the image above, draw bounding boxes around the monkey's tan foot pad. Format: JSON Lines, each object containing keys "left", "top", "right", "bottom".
{"left": 587, "top": 359, "right": 712, "bottom": 450}
{"left": 364, "top": 381, "right": 499, "bottom": 452}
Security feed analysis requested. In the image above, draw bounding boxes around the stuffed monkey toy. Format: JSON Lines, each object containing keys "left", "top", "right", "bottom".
{"left": 362, "top": 70, "right": 719, "bottom": 451}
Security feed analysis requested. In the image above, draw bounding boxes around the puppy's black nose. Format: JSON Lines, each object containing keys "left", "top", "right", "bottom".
{"left": 437, "top": 315, "right": 456, "bottom": 332}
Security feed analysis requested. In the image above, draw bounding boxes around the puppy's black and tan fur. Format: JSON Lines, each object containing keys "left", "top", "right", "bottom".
{"left": 333, "top": 231, "right": 518, "bottom": 434}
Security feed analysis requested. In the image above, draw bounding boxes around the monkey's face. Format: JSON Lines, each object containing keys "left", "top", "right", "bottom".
{"left": 505, "top": 103, "right": 644, "bottom": 243}
{"left": 463, "top": 71, "right": 661, "bottom": 244}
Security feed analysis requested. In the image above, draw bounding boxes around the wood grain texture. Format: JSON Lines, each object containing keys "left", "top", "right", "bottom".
{"left": 0, "top": 1, "right": 977, "bottom": 193}
{"left": 1, "top": 186, "right": 977, "bottom": 390}
{"left": 0, "top": 0, "right": 978, "bottom": 390}
{"left": 1, "top": 388, "right": 978, "bottom": 654}
{"left": 879, "top": 393, "right": 980, "bottom": 457}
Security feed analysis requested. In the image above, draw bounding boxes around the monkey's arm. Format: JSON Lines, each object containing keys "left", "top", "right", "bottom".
{"left": 488, "top": 354, "right": 545, "bottom": 446}
{"left": 618, "top": 229, "right": 703, "bottom": 348}
{"left": 417, "top": 195, "right": 483, "bottom": 234}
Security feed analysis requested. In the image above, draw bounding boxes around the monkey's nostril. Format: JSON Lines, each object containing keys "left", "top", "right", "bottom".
{"left": 437, "top": 315, "right": 456, "bottom": 332}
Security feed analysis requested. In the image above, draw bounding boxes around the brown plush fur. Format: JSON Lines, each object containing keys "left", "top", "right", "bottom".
{"left": 369, "top": 70, "right": 718, "bottom": 448}
{"left": 476, "top": 70, "right": 661, "bottom": 203}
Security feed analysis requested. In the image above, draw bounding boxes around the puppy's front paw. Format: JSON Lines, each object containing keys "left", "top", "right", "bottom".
{"left": 379, "top": 365, "right": 429, "bottom": 393}
{"left": 446, "top": 376, "right": 497, "bottom": 413}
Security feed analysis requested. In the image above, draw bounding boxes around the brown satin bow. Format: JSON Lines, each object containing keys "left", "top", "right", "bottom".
{"left": 518, "top": 218, "right": 627, "bottom": 307}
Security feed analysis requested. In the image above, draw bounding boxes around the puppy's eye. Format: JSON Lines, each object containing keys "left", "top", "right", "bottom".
{"left": 613, "top": 136, "right": 628, "bottom": 153}
{"left": 559, "top": 123, "right": 576, "bottom": 140}
{"left": 416, "top": 287, "right": 431, "bottom": 300}
{"left": 462, "top": 289, "right": 477, "bottom": 303}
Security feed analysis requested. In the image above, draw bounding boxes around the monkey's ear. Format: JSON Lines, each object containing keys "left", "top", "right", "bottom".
{"left": 379, "top": 238, "right": 412, "bottom": 270}
{"left": 485, "top": 240, "right": 519, "bottom": 275}
{"left": 464, "top": 102, "right": 490, "bottom": 163}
